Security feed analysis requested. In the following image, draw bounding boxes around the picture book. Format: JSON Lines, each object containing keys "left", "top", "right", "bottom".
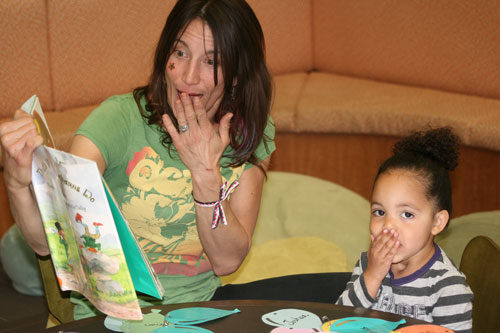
{"left": 22, "top": 95, "right": 164, "bottom": 320}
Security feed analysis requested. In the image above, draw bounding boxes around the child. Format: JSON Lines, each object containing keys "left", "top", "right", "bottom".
{"left": 336, "top": 127, "right": 473, "bottom": 332}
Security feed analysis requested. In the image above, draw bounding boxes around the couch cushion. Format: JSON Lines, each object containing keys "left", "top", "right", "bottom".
{"left": 436, "top": 210, "right": 500, "bottom": 267}
{"left": 271, "top": 73, "right": 308, "bottom": 131}
{"left": 312, "top": 0, "right": 500, "bottom": 99}
{"left": 252, "top": 171, "right": 370, "bottom": 269}
{"left": 0, "top": 224, "right": 44, "bottom": 296}
{"left": 43, "top": 106, "right": 97, "bottom": 152}
{"left": 295, "top": 72, "right": 500, "bottom": 151}
{"left": 221, "top": 236, "right": 349, "bottom": 285}
{"left": 468, "top": 111, "right": 500, "bottom": 151}
{"left": 222, "top": 171, "right": 370, "bottom": 285}
{"left": 0, "top": 1, "right": 53, "bottom": 116}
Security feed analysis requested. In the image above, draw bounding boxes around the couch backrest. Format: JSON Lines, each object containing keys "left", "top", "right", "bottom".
{"left": 248, "top": 0, "right": 313, "bottom": 76}
{"left": 46, "top": 0, "right": 175, "bottom": 113}
{"left": 312, "top": 0, "right": 500, "bottom": 99}
{"left": 0, "top": 0, "right": 312, "bottom": 118}
{"left": 2, "top": 0, "right": 498, "bottom": 118}
{"left": 1, "top": 1, "right": 54, "bottom": 114}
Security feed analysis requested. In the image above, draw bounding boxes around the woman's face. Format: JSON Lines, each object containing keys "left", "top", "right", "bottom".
{"left": 165, "top": 18, "right": 225, "bottom": 122}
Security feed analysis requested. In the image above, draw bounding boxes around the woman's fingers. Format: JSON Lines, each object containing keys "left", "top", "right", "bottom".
{"left": 181, "top": 94, "right": 198, "bottom": 127}
{"left": 170, "top": 94, "right": 196, "bottom": 132}
{"left": 8, "top": 121, "right": 35, "bottom": 144}
{"left": 175, "top": 93, "right": 206, "bottom": 136}
{"left": 162, "top": 93, "right": 231, "bottom": 172}
{"left": 218, "top": 112, "right": 233, "bottom": 146}
{"left": 19, "top": 132, "right": 43, "bottom": 163}
{"left": 193, "top": 96, "right": 209, "bottom": 128}
{"left": 13, "top": 108, "right": 31, "bottom": 119}
{"left": 0, "top": 114, "right": 34, "bottom": 140}
{"left": 162, "top": 114, "right": 181, "bottom": 142}
{"left": 174, "top": 96, "right": 189, "bottom": 131}
{"left": 0, "top": 113, "right": 44, "bottom": 190}
{"left": 0, "top": 117, "right": 39, "bottom": 158}
{"left": 175, "top": 92, "right": 226, "bottom": 131}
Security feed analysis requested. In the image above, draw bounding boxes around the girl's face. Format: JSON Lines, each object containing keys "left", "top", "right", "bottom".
{"left": 165, "top": 18, "right": 225, "bottom": 122}
{"left": 370, "top": 170, "right": 447, "bottom": 274}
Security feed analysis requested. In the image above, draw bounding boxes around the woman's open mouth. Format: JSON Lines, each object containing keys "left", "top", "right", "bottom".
{"left": 177, "top": 90, "right": 203, "bottom": 103}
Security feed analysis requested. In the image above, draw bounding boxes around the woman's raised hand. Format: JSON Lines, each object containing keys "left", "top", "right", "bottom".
{"left": 162, "top": 93, "right": 233, "bottom": 174}
{"left": 0, "top": 110, "right": 43, "bottom": 192}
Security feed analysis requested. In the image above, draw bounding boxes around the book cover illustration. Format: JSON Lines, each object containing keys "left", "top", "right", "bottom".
{"left": 23, "top": 95, "right": 163, "bottom": 320}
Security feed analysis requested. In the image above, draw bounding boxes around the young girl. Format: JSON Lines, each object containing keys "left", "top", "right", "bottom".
{"left": 336, "top": 127, "right": 473, "bottom": 332}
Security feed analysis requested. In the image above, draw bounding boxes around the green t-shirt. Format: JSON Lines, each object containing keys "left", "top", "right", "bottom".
{"left": 72, "top": 93, "right": 275, "bottom": 316}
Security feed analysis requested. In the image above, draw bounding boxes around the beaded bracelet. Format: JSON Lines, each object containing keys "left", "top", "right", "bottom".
{"left": 192, "top": 180, "right": 240, "bottom": 229}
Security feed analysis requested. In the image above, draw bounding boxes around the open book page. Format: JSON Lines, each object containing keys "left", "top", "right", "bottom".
{"left": 21, "top": 94, "right": 166, "bottom": 320}
{"left": 32, "top": 145, "right": 143, "bottom": 319}
{"left": 103, "top": 181, "right": 164, "bottom": 299}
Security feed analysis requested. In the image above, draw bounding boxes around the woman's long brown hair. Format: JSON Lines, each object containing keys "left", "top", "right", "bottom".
{"left": 134, "top": 0, "right": 273, "bottom": 169}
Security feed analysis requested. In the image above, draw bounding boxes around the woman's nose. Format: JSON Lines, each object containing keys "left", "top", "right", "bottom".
{"left": 183, "top": 59, "right": 201, "bottom": 85}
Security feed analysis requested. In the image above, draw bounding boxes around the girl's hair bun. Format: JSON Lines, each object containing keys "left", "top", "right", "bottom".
{"left": 392, "top": 127, "right": 460, "bottom": 171}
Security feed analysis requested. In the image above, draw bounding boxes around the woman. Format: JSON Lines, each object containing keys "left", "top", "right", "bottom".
{"left": 0, "top": 0, "right": 274, "bottom": 318}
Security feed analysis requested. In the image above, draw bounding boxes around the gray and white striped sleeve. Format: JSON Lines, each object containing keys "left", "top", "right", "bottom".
{"left": 335, "top": 252, "right": 377, "bottom": 308}
{"left": 430, "top": 258, "right": 473, "bottom": 332}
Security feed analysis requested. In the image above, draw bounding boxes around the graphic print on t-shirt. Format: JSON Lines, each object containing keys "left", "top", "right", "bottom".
{"left": 121, "top": 147, "right": 243, "bottom": 275}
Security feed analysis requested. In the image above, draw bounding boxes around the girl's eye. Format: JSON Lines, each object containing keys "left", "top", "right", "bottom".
{"left": 205, "top": 58, "right": 215, "bottom": 66}
{"left": 372, "top": 209, "right": 385, "bottom": 217}
{"left": 401, "top": 211, "right": 414, "bottom": 219}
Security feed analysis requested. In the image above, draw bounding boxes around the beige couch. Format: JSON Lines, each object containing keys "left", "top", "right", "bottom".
{"left": 222, "top": 172, "right": 500, "bottom": 285}
{"left": 1, "top": 0, "right": 500, "bottom": 241}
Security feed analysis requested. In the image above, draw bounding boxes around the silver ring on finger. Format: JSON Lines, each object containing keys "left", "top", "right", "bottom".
{"left": 179, "top": 124, "right": 189, "bottom": 133}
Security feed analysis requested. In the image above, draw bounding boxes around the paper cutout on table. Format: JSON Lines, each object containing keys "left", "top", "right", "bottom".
{"left": 104, "top": 316, "right": 126, "bottom": 332}
{"left": 262, "top": 309, "right": 323, "bottom": 329}
{"left": 322, "top": 317, "right": 405, "bottom": 332}
{"left": 104, "top": 309, "right": 165, "bottom": 332}
{"left": 153, "top": 325, "right": 213, "bottom": 332}
{"left": 392, "top": 324, "right": 454, "bottom": 332}
{"left": 164, "top": 307, "right": 240, "bottom": 325}
{"left": 151, "top": 307, "right": 240, "bottom": 332}
{"left": 270, "top": 328, "right": 329, "bottom": 332}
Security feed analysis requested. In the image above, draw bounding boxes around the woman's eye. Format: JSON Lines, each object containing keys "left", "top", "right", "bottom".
{"left": 401, "top": 211, "right": 414, "bottom": 219}
{"left": 372, "top": 209, "right": 385, "bottom": 217}
{"left": 205, "top": 58, "right": 215, "bottom": 66}
{"left": 174, "top": 50, "right": 186, "bottom": 57}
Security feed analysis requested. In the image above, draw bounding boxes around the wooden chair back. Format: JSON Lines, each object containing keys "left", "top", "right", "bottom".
{"left": 459, "top": 235, "right": 500, "bottom": 333}
{"left": 37, "top": 255, "right": 74, "bottom": 324}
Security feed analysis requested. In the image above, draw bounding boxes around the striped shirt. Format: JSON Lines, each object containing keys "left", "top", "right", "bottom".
{"left": 336, "top": 244, "right": 473, "bottom": 332}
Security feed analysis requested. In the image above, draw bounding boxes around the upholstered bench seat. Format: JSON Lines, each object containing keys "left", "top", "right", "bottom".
{"left": 273, "top": 72, "right": 500, "bottom": 151}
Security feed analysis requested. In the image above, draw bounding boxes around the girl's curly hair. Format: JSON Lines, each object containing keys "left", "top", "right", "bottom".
{"left": 375, "top": 127, "right": 461, "bottom": 216}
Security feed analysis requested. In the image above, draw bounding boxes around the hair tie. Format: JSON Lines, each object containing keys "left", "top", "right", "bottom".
{"left": 193, "top": 180, "right": 239, "bottom": 229}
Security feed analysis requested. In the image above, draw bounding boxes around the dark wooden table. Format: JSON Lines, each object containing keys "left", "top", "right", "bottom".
{"left": 46, "top": 299, "right": 428, "bottom": 332}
